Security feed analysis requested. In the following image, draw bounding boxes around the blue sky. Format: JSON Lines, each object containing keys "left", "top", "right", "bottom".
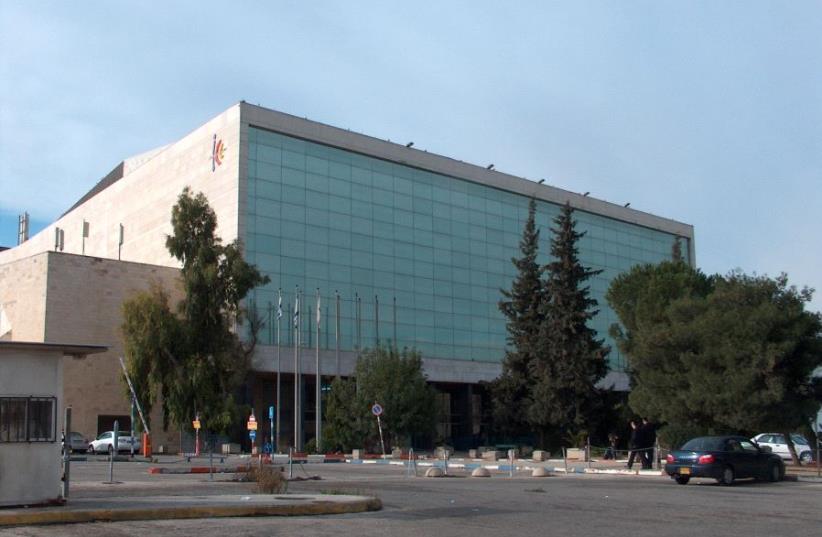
{"left": 1, "top": 1, "right": 820, "bottom": 312}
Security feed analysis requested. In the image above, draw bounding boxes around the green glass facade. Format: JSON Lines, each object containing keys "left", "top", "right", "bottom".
{"left": 245, "top": 126, "right": 686, "bottom": 371}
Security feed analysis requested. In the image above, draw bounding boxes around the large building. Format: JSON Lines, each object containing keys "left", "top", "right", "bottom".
{"left": 0, "top": 102, "right": 693, "bottom": 451}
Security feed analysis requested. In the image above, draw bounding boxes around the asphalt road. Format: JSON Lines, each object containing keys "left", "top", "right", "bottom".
{"left": 2, "top": 460, "right": 820, "bottom": 537}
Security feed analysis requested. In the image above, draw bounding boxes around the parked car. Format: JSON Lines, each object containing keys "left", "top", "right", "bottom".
{"left": 61, "top": 431, "right": 87, "bottom": 453}
{"left": 88, "top": 431, "right": 141, "bottom": 454}
{"left": 665, "top": 435, "right": 784, "bottom": 485}
{"left": 751, "top": 433, "right": 814, "bottom": 463}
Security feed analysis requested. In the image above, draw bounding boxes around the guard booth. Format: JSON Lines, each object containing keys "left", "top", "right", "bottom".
{"left": 0, "top": 341, "right": 106, "bottom": 507}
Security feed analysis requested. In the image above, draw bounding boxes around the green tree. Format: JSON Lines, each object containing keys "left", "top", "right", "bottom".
{"left": 323, "top": 345, "right": 437, "bottom": 450}
{"left": 356, "top": 346, "right": 437, "bottom": 447}
{"left": 528, "top": 202, "right": 609, "bottom": 447}
{"left": 607, "top": 259, "right": 714, "bottom": 361}
{"left": 491, "top": 198, "right": 544, "bottom": 438}
{"left": 323, "top": 377, "right": 370, "bottom": 452}
{"left": 606, "top": 259, "right": 715, "bottom": 445}
{"left": 122, "top": 188, "right": 269, "bottom": 433}
{"left": 608, "top": 267, "right": 822, "bottom": 460}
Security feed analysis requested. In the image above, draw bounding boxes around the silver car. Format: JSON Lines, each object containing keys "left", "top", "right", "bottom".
{"left": 62, "top": 431, "right": 87, "bottom": 453}
{"left": 88, "top": 431, "right": 141, "bottom": 454}
{"left": 752, "top": 433, "right": 814, "bottom": 463}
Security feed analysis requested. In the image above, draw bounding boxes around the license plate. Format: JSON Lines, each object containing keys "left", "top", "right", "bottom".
{"left": 680, "top": 467, "right": 691, "bottom": 475}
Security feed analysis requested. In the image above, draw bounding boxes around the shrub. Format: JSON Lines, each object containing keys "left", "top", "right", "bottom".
{"left": 247, "top": 465, "right": 288, "bottom": 494}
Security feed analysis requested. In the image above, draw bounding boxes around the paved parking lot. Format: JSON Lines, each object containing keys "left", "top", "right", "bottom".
{"left": 2, "top": 458, "right": 820, "bottom": 537}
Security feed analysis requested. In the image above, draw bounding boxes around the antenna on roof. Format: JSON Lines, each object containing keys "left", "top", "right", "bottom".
{"left": 17, "top": 212, "right": 29, "bottom": 245}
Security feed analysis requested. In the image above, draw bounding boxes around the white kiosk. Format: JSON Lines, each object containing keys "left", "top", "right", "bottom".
{"left": 0, "top": 341, "right": 106, "bottom": 507}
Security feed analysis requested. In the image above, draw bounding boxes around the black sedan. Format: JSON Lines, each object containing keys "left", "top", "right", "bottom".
{"left": 665, "top": 435, "right": 784, "bottom": 485}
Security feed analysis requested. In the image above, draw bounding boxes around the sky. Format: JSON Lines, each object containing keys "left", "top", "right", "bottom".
{"left": 1, "top": 1, "right": 820, "bottom": 312}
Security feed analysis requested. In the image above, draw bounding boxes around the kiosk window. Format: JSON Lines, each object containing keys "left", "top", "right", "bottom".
{"left": 0, "top": 397, "right": 57, "bottom": 442}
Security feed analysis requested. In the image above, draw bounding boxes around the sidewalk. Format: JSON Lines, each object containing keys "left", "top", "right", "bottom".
{"left": 349, "top": 454, "right": 822, "bottom": 482}
{"left": 0, "top": 493, "right": 381, "bottom": 527}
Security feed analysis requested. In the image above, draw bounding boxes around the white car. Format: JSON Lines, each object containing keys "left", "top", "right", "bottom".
{"left": 88, "top": 431, "right": 141, "bottom": 454}
{"left": 752, "top": 433, "right": 814, "bottom": 463}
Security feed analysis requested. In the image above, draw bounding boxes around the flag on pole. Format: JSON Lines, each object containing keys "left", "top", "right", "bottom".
{"left": 293, "top": 293, "right": 299, "bottom": 329}
{"left": 277, "top": 290, "right": 283, "bottom": 320}
{"left": 316, "top": 290, "right": 321, "bottom": 325}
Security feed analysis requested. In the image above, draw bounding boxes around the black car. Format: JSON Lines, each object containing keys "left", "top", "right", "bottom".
{"left": 665, "top": 435, "right": 784, "bottom": 485}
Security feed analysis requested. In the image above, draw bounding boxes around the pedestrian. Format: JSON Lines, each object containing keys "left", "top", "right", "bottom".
{"left": 626, "top": 420, "right": 639, "bottom": 469}
{"left": 639, "top": 418, "right": 656, "bottom": 469}
{"left": 604, "top": 432, "right": 618, "bottom": 460}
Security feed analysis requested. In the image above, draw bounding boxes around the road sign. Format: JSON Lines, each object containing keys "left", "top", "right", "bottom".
{"left": 247, "top": 414, "right": 257, "bottom": 431}
{"left": 249, "top": 430, "right": 256, "bottom": 441}
{"left": 192, "top": 419, "right": 201, "bottom": 430}
{"left": 371, "top": 403, "right": 383, "bottom": 416}
{"left": 269, "top": 405, "right": 274, "bottom": 420}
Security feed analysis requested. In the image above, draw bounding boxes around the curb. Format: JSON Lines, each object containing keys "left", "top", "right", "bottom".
{"left": 148, "top": 466, "right": 249, "bottom": 475}
{"left": 0, "top": 496, "right": 382, "bottom": 527}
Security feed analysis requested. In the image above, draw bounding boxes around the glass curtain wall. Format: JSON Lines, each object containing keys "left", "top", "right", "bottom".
{"left": 245, "top": 127, "right": 684, "bottom": 371}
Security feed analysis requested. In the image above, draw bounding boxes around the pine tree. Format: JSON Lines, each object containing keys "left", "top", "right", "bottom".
{"left": 528, "top": 202, "right": 609, "bottom": 447}
{"left": 491, "top": 198, "right": 544, "bottom": 438}
{"left": 608, "top": 267, "right": 822, "bottom": 455}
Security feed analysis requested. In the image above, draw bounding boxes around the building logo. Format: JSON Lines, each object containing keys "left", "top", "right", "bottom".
{"left": 211, "top": 134, "right": 226, "bottom": 171}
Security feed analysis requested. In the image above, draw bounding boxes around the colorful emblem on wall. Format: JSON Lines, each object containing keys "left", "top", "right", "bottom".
{"left": 211, "top": 134, "right": 226, "bottom": 171}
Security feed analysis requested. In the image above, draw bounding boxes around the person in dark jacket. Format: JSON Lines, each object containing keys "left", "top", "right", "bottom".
{"left": 639, "top": 417, "right": 656, "bottom": 469}
{"left": 604, "top": 432, "right": 619, "bottom": 460}
{"left": 626, "top": 420, "right": 639, "bottom": 469}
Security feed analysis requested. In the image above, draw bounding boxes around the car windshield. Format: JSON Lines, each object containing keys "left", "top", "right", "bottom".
{"left": 791, "top": 434, "right": 809, "bottom": 446}
{"left": 681, "top": 437, "right": 725, "bottom": 451}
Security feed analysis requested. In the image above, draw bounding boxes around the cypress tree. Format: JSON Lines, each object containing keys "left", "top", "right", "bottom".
{"left": 492, "top": 198, "right": 544, "bottom": 438}
{"left": 528, "top": 202, "right": 609, "bottom": 447}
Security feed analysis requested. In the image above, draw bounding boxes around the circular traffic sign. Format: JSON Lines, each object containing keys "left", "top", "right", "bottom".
{"left": 371, "top": 403, "right": 383, "bottom": 416}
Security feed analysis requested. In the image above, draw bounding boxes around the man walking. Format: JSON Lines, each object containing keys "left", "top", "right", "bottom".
{"left": 639, "top": 418, "right": 656, "bottom": 469}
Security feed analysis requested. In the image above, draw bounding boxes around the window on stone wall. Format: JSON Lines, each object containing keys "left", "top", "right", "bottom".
{"left": 0, "top": 396, "right": 57, "bottom": 442}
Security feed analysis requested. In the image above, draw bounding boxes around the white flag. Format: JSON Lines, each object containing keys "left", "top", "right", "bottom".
{"left": 316, "top": 292, "right": 321, "bottom": 325}
{"left": 293, "top": 294, "right": 299, "bottom": 329}
{"left": 277, "top": 291, "right": 283, "bottom": 320}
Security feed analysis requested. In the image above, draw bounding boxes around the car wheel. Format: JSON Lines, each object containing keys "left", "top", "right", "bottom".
{"left": 88, "top": 445, "right": 95, "bottom": 455}
{"left": 767, "top": 463, "right": 782, "bottom": 482}
{"left": 800, "top": 451, "right": 812, "bottom": 464}
{"left": 719, "top": 465, "right": 735, "bottom": 486}
{"left": 675, "top": 475, "right": 690, "bottom": 485}
{"left": 107, "top": 445, "right": 114, "bottom": 455}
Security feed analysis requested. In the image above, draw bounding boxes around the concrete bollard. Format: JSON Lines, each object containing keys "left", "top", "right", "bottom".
{"left": 471, "top": 467, "right": 491, "bottom": 477}
{"left": 351, "top": 449, "right": 364, "bottom": 460}
{"left": 532, "top": 467, "right": 551, "bottom": 477}
{"left": 425, "top": 467, "right": 445, "bottom": 478}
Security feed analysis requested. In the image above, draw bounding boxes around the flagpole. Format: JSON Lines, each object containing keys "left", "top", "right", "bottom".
{"left": 355, "top": 292, "right": 360, "bottom": 350}
{"left": 393, "top": 296, "right": 397, "bottom": 348}
{"left": 315, "top": 288, "right": 321, "bottom": 453}
{"left": 335, "top": 291, "right": 340, "bottom": 378}
{"left": 276, "top": 289, "right": 282, "bottom": 454}
{"left": 375, "top": 294, "right": 379, "bottom": 346}
{"left": 293, "top": 286, "right": 300, "bottom": 451}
